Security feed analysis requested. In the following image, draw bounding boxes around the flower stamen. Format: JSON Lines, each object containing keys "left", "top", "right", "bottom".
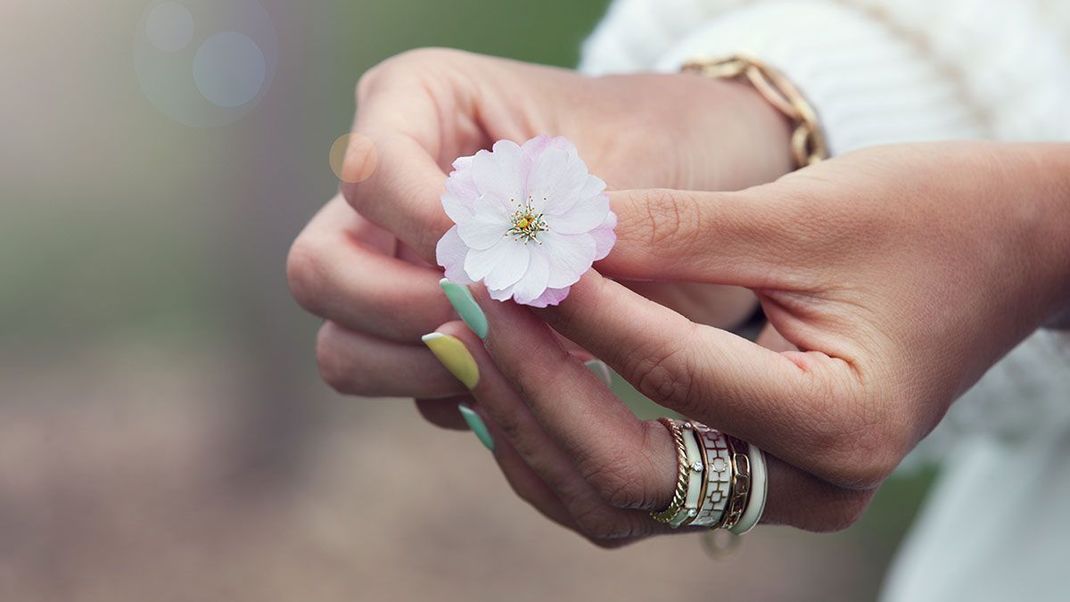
{"left": 507, "top": 203, "right": 548, "bottom": 243}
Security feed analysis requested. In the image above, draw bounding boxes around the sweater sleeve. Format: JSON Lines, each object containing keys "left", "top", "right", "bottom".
{"left": 580, "top": 0, "right": 1070, "bottom": 449}
{"left": 580, "top": 0, "right": 1070, "bottom": 153}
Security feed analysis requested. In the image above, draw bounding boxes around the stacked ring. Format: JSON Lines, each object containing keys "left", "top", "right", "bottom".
{"left": 690, "top": 425, "right": 733, "bottom": 527}
{"left": 650, "top": 418, "right": 691, "bottom": 524}
{"left": 730, "top": 440, "right": 768, "bottom": 534}
{"left": 650, "top": 418, "right": 768, "bottom": 534}
{"left": 717, "top": 436, "right": 752, "bottom": 531}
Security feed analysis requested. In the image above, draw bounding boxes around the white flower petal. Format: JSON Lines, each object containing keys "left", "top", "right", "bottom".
{"left": 545, "top": 160, "right": 591, "bottom": 214}
{"left": 511, "top": 247, "right": 551, "bottom": 305}
{"left": 526, "top": 148, "right": 569, "bottom": 212}
{"left": 520, "top": 135, "right": 554, "bottom": 159}
{"left": 472, "top": 141, "right": 523, "bottom": 203}
{"left": 442, "top": 191, "right": 473, "bottom": 222}
{"left": 591, "top": 211, "right": 618, "bottom": 260}
{"left": 464, "top": 238, "right": 510, "bottom": 281}
{"left": 452, "top": 155, "right": 474, "bottom": 172}
{"left": 526, "top": 286, "right": 571, "bottom": 308}
{"left": 436, "top": 135, "right": 617, "bottom": 308}
{"left": 457, "top": 213, "right": 508, "bottom": 250}
{"left": 488, "top": 283, "right": 516, "bottom": 301}
{"left": 580, "top": 174, "right": 606, "bottom": 199}
{"left": 543, "top": 173, "right": 605, "bottom": 217}
{"left": 484, "top": 242, "right": 530, "bottom": 290}
{"left": 441, "top": 167, "right": 479, "bottom": 222}
{"left": 551, "top": 193, "right": 610, "bottom": 234}
{"left": 436, "top": 226, "right": 473, "bottom": 284}
{"left": 542, "top": 231, "right": 596, "bottom": 289}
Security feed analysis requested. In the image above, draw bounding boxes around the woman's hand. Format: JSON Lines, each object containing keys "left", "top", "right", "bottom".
{"left": 287, "top": 48, "right": 792, "bottom": 417}
{"left": 424, "top": 142, "right": 1070, "bottom": 541}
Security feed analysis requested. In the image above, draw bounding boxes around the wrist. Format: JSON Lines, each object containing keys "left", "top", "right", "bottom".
{"left": 1008, "top": 145, "right": 1070, "bottom": 329}
{"left": 670, "top": 74, "right": 794, "bottom": 190}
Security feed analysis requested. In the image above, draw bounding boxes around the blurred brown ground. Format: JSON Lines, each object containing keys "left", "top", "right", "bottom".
{"left": 0, "top": 344, "right": 889, "bottom": 602}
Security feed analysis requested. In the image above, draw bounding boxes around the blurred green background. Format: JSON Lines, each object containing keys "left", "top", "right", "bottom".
{"left": 0, "top": 1, "right": 932, "bottom": 600}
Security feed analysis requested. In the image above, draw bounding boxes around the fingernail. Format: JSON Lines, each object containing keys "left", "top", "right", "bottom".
{"left": 421, "top": 332, "right": 480, "bottom": 389}
{"left": 458, "top": 403, "right": 495, "bottom": 451}
{"left": 585, "top": 360, "right": 613, "bottom": 386}
{"left": 440, "top": 278, "right": 489, "bottom": 339}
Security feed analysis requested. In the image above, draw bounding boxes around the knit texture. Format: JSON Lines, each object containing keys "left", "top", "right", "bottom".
{"left": 581, "top": 0, "right": 1070, "bottom": 150}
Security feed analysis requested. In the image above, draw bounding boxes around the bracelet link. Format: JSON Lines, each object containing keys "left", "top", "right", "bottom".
{"left": 682, "top": 55, "right": 829, "bottom": 168}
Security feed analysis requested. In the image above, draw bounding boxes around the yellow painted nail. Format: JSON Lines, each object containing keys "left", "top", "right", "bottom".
{"left": 421, "top": 332, "right": 479, "bottom": 389}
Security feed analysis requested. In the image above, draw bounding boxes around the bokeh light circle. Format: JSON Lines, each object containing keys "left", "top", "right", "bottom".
{"left": 329, "top": 133, "right": 378, "bottom": 184}
{"left": 145, "top": 2, "right": 194, "bottom": 52}
{"left": 193, "top": 32, "right": 266, "bottom": 108}
{"left": 134, "top": 0, "right": 277, "bottom": 127}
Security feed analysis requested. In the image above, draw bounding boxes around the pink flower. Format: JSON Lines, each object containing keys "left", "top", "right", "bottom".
{"left": 435, "top": 136, "right": 617, "bottom": 307}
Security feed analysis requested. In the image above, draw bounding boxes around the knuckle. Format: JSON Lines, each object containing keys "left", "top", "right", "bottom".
{"left": 314, "top": 324, "right": 357, "bottom": 394}
{"left": 623, "top": 326, "right": 698, "bottom": 413}
{"left": 492, "top": 414, "right": 527, "bottom": 450}
{"left": 581, "top": 457, "right": 644, "bottom": 510}
{"left": 393, "top": 46, "right": 466, "bottom": 65}
{"left": 572, "top": 505, "right": 631, "bottom": 542}
{"left": 357, "top": 47, "right": 466, "bottom": 99}
{"left": 825, "top": 489, "right": 875, "bottom": 532}
{"left": 805, "top": 385, "right": 907, "bottom": 489}
{"left": 286, "top": 236, "right": 328, "bottom": 314}
{"left": 355, "top": 65, "right": 382, "bottom": 100}
{"left": 637, "top": 189, "right": 703, "bottom": 249}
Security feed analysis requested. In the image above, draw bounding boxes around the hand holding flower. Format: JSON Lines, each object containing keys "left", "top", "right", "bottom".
{"left": 287, "top": 48, "right": 790, "bottom": 412}
{"left": 424, "top": 142, "right": 1070, "bottom": 541}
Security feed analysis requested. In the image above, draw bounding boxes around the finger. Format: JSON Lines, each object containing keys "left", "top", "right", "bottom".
{"left": 467, "top": 405, "right": 579, "bottom": 532}
{"left": 452, "top": 305, "right": 872, "bottom": 533}
{"left": 763, "top": 454, "right": 873, "bottom": 532}
{"left": 432, "top": 321, "right": 668, "bottom": 542}
{"left": 529, "top": 273, "right": 841, "bottom": 467}
{"left": 595, "top": 186, "right": 813, "bottom": 289}
{"left": 340, "top": 136, "right": 451, "bottom": 263}
{"left": 414, "top": 397, "right": 471, "bottom": 431}
{"left": 756, "top": 322, "right": 797, "bottom": 352}
{"left": 438, "top": 319, "right": 674, "bottom": 512}
{"left": 622, "top": 280, "right": 758, "bottom": 330}
{"left": 287, "top": 196, "right": 456, "bottom": 342}
{"left": 340, "top": 67, "right": 457, "bottom": 262}
{"left": 316, "top": 321, "right": 467, "bottom": 398}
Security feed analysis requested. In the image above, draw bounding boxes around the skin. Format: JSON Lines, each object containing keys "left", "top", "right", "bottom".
{"left": 288, "top": 49, "right": 1070, "bottom": 545}
{"left": 288, "top": 48, "right": 792, "bottom": 413}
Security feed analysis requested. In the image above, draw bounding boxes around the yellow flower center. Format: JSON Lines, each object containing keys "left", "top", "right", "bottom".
{"left": 507, "top": 204, "right": 548, "bottom": 243}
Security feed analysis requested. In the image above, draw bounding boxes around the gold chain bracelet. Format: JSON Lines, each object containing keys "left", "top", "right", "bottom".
{"left": 682, "top": 55, "right": 829, "bottom": 168}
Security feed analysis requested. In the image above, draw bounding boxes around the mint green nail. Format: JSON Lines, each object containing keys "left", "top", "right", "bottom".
{"left": 585, "top": 360, "right": 613, "bottom": 387}
{"left": 458, "top": 403, "right": 494, "bottom": 451}
{"left": 440, "top": 278, "right": 488, "bottom": 339}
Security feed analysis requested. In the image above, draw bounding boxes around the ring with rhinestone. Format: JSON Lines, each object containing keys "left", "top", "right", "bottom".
{"left": 688, "top": 423, "right": 734, "bottom": 528}
{"left": 672, "top": 421, "right": 707, "bottom": 527}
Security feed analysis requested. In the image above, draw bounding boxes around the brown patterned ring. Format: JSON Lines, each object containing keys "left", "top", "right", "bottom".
{"left": 716, "top": 436, "right": 752, "bottom": 531}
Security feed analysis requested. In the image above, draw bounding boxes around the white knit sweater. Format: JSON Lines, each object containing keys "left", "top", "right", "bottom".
{"left": 579, "top": 2, "right": 1070, "bottom": 600}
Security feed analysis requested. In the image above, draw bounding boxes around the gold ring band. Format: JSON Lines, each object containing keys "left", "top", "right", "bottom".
{"left": 650, "top": 418, "right": 691, "bottom": 524}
